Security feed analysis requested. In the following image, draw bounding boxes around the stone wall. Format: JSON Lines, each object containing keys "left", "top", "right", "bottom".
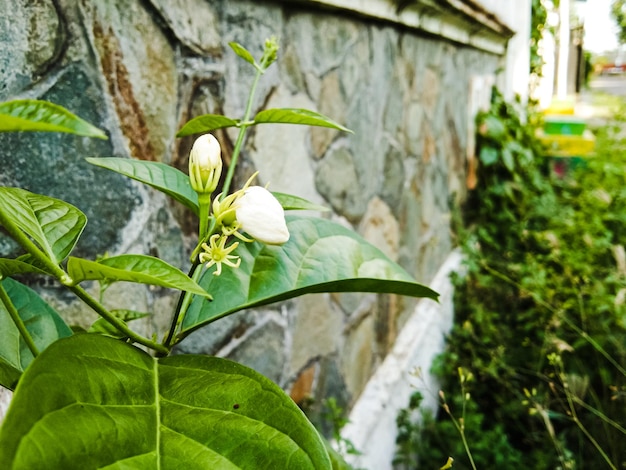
{"left": 1, "top": 0, "right": 505, "bottom": 439}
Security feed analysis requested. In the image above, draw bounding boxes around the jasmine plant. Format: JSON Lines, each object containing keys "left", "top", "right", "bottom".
{"left": 0, "top": 38, "right": 438, "bottom": 469}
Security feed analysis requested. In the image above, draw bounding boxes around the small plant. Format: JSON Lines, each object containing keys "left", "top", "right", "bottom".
{"left": 0, "top": 38, "right": 438, "bottom": 468}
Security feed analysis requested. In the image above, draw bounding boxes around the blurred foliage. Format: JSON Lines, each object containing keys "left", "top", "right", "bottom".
{"left": 395, "top": 89, "right": 626, "bottom": 469}
{"left": 611, "top": 0, "right": 626, "bottom": 44}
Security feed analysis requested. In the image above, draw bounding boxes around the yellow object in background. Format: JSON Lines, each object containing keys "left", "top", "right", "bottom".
{"left": 537, "top": 129, "right": 596, "bottom": 157}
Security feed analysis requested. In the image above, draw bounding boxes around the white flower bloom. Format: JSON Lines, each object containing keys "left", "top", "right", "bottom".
{"left": 235, "top": 186, "right": 289, "bottom": 245}
{"left": 189, "top": 134, "right": 222, "bottom": 194}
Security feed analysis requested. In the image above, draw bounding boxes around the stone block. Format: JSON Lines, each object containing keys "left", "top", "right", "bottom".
{"left": 0, "top": 65, "right": 141, "bottom": 260}
{"left": 288, "top": 294, "right": 343, "bottom": 378}
{"left": 149, "top": 0, "right": 220, "bottom": 55}
{"left": 87, "top": 0, "right": 178, "bottom": 162}
{"left": 226, "top": 316, "right": 287, "bottom": 385}
{"left": 315, "top": 146, "right": 365, "bottom": 223}
{"left": 0, "top": 0, "right": 64, "bottom": 99}
{"left": 249, "top": 84, "right": 325, "bottom": 207}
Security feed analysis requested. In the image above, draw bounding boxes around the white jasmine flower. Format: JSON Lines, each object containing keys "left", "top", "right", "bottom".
{"left": 235, "top": 186, "right": 289, "bottom": 245}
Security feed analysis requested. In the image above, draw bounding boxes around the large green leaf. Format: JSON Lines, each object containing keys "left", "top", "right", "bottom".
{"left": 86, "top": 157, "right": 200, "bottom": 214}
{"left": 0, "top": 99, "right": 107, "bottom": 138}
{"left": 176, "top": 114, "right": 240, "bottom": 137}
{"left": 253, "top": 108, "right": 352, "bottom": 132}
{"left": 0, "top": 187, "right": 87, "bottom": 264}
{"left": 67, "top": 255, "right": 210, "bottom": 297}
{"left": 0, "top": 334, "right": 331, "bottom": 469}
{"left": 0, "top": 278, "right": 72, "bottom": 390}
{"left": 181, "top": 215, "right": 438, "bottom": 335}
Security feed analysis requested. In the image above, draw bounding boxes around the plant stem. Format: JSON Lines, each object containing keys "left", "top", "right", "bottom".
{"left": 162, "top": 68, "right": 263, "bottom": 351}
{"left": 68, "top": 284, "right": 168, "bottom": 355}
{"left": 220, "top": 68, "right": 263, "bottom": 198}
{"left": 198, "top": 193, "right": 211, "bottom": 241}
{"left": 0, "top": 281, "right": 40, "bottom": 357}
{"left": 161, "top": 260, "right": 201, "bottom": 352}
{"left": 561, "top": 369, "right": 617, "bottom": 470}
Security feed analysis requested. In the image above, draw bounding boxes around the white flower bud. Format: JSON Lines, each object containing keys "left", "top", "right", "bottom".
{"left": 189, "top": 134, "right": 222, "bottom": 194}
{"left": 235, "top": 186, "right": 289, "bottom": 245}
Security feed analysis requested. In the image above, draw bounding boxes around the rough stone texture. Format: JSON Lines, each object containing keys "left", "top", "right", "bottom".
{"left": 0, "top": 0, "right": 64, "bottom": 99}
{"left": 148, "top": 0, "right": 221, "bottom": 55}
{"left": 86, "top": 0, "right": 178, "bottom": 162}
{"left": 0, "top": 0, "right": 504, "bottom": 442}
{"left": 288, "top": 294, "right": 343, "bottom": 378}
{"left": 224, "top": 314, "right": 287, "bottom": 385}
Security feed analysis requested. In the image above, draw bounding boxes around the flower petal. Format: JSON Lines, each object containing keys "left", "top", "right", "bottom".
{"left": 235, "top": 186, "right": 290, "bottom": 245}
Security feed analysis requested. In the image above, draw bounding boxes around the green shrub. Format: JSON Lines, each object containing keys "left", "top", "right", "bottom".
{"left": 396, "top": 89, "right": 626, "bottom": 469}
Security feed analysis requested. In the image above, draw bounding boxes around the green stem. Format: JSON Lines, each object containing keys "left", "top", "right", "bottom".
{"left": 161, "top": 260, "right": 201, "bottom": 352}
{"left": 198, "top": 193, "right": 211, "bottom": 241}
{"left": 68, "top": 284, "right": 168, "bottom": 355}
{"left": 221, "top": 68, "right": 263, "bottom": 198}
{"left": 561, "top": 369, "right": 617, "bottom": 470}
{"left": 0, "top": 281, "right": 39, "bottom": 357}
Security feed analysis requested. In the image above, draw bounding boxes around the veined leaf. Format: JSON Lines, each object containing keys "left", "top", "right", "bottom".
{"left": 86, "top": 157, "right": 199, "bottom": 214}
{"left": 0, "top": 99, "right": 107, "bottom": 138}
{"left": 67, "top": 255, "right": 210, "bottom": 297}
{"left": 176, "top": 115, "right": 240, "bottom": 137}
{"left": 181, "top": 215, "right": 438, "bottom": 335}
{"left": 0, "top": 259, "right": 48, "bottom": 278}
{"left": 0, "top": 334, "right": 331, "bottom": 469}
{"left": 0, "top": 187, "right": 87, "bottom": 264}
{"left": 0, "top": 278, "right": 72, "bottom": 390}
{"left": 228, "top": 41, "right": 257, "bottom": 67}
{"left": 273, "top": 192, "right": 329, "bottom": 212}
{"left": 253, "top": 108, "right": 352, "bottom": 132}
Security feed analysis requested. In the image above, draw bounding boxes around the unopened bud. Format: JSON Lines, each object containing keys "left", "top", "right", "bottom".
{"left": 189, "top": 134, "right": 222, "bottom": 194}
{"left": 260, "top": 36, "right": 279, "bottom": 70}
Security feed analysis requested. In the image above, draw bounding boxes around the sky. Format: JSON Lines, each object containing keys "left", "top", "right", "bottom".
{"left": 579, "top": 0, "right": 621, "bottom": 53}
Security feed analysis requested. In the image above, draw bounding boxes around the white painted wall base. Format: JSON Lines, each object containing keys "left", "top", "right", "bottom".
{"left": 340, "top": 250, "right": 464, "bottom": 470}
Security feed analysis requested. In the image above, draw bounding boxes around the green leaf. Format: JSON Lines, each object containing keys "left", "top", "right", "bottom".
{"left": 502, "top": 146, "right": 515, "bottom": 171}
{"left": 481, "top": 114, "right": 506, "bottom": 140}
{"left": 253, "top": 108, "right": 352, "bottom": 132}
{"left": 0, "top": 187, "right": 87, "bottom": 264}
{"left": 0, "top": 334, "right": 331, "bottom": 469}
{"left": 67, "top": 255, "right": 211, "bottom": 297}
{"left": 86, "top": 157, "right": 200, "bottom": 214}
{"left": 0, "top": 99, "right": 107, "bottom": 138}
{"left": 273, "top": 192, "right": 330, "bottom": 212}
{"left": 0, "top": 278, "right": 72, "bottom": 390}
{"left": 176, "top": 114, "right": 240, "bottom": 137}
{"left": 479, "top": 146, "right": 499, "bottom": 166}
{"left": 182, "top": 215, "right": 438, "bottom": 334}
{"left": 0, "top": 258, "right": 48, "bottom": 278}
{"left": 228, "top": 41, "right": 257, "bottom": 67}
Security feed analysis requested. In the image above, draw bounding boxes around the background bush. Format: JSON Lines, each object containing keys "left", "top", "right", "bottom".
{"left": 395, "top": 90, "right": 626, "bottom": 469}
